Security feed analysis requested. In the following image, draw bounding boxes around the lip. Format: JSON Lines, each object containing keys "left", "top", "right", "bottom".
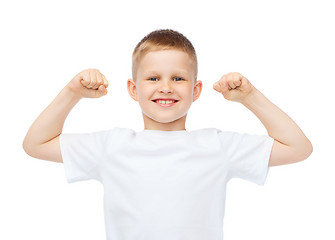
{"left": 152, "top": 98, "right": 179, "bottom": 101}
{"left": 152, "top": 99, "right": 179, "bottom": 107}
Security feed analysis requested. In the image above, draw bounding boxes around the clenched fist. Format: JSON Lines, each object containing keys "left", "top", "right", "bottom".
{"left": 213, "top": 72, "right": 255, "bottom": 103}
{"left": 67, "top": 69, "right": 109, "bottom": 98}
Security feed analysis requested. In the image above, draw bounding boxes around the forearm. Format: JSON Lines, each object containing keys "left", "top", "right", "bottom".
{"left": 23, "top": 86, "right": 81, "bottom": 151}
{"left": 242, "top": 89, "right": 312, "bottom": 156}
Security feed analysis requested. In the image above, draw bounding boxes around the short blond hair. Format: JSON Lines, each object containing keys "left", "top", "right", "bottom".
{"left": 132, "top": 29, "right": 198, "bottom": 82}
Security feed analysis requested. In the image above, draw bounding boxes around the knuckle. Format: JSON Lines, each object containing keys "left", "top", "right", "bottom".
{"left": 228, "top": 72, "right": 233, "bottom": 80}
{"left": 233, "top": 73, "right": 240, "bottom": 81}
{"left": 83, "top": 73, "right": 90, "bottom": 82}
{"left": 84, "top": 68, "right": 94, "bottom": 74}
{"left": 83, "top": 68, "right": 100, "bottom": 76}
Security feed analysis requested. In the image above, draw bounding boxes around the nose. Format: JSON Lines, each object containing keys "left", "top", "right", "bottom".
{"left": 158, "top": 79, "right": 173, "bottom": 94}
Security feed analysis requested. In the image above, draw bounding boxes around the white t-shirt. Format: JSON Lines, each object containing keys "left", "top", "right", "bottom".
{"left": 60, "top": 127, "right": 274, "bottom": 240}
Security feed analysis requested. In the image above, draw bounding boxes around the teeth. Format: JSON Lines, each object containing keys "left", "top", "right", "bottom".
{"left": 156, "top": 100, "right": 174, "bottom": 104}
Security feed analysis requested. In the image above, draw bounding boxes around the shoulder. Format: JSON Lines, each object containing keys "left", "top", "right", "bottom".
{"left": 199, "top": 128, "right": 273, "bottom": 146}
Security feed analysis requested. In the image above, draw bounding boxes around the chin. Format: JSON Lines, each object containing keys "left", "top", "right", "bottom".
{"left": 142, "top": 112, "right": 186, "bottom": 124}
{"left": 153, "top": 114, "right": 187, "bottom": 124}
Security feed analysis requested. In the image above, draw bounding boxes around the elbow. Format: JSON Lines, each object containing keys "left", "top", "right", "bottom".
{"left": 297, "top": 140, "right": 313, "bottom": 162}
{"left": 22, "top": 139, "right": 32, "bottom": 157}
{"left": 22, "top": 138, "right": 36, "bottom": 158}
{"left": 305, "top": 141, "right": 313, "bottom": 159}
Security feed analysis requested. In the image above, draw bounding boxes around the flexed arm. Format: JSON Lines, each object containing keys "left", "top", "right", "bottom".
{"left": 213, "top": 72, "right": 313, "bottom": 166}
{"left": 22, "top": 69, "right": 109, "bottom": 163}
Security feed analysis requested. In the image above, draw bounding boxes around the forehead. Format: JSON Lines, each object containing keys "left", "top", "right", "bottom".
{"left": 137, "top": 49, "right": 194, "bottom": 75}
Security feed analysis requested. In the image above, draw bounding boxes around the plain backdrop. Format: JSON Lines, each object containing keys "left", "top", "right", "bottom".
{"left": 1, "top": 0, "right": 334, "bottom": 239}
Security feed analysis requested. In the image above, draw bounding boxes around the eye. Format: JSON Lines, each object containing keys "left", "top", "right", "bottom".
{"left": 147, "top": 77, "right": 184, "bottom": 81}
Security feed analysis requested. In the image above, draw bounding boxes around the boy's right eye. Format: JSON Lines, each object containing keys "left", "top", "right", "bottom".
{"left": 148, "top": 77, "right": 183, "bottom": 81}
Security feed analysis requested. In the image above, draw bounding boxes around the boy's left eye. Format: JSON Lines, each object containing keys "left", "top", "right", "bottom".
{"left": 148, "top": 77, "right": 183, "bottom": 81}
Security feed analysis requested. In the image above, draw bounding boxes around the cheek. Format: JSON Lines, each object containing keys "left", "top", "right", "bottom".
{"left": 181, "top": 87, "right": 194, "bottom": 100}
{"left": 137, "top": 85, "right": 154, "bottom": 100}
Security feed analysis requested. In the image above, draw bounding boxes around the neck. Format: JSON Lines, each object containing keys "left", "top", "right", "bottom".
{"left": 142, "top": 113, "right": 187, "bottom": 131}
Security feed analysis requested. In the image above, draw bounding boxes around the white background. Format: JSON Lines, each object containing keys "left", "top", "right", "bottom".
{"left": 1, "top": 0, "right": 334, "bottom": 239}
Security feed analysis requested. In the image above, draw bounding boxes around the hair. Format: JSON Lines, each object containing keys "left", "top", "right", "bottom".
{"left": 132, "top": 29, "right": 198, "bottom": 82}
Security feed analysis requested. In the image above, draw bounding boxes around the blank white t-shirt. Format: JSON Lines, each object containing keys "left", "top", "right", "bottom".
{"left": 60, "top": 127, "right": 274, "bottom": 240}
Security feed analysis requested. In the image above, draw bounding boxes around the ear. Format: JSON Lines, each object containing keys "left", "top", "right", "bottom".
{"left": 193, "top": 80, "right": 203, "bottom": 102}
{"left": 127, "top": 78, "right": 138, "bottom": 101}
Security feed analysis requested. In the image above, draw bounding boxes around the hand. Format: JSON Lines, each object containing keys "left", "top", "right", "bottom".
{"left": 213, "top": 72, "right": 255, "bottom": 103}
{"left": 67, "top": 69, "right": 109, "bottom": 98}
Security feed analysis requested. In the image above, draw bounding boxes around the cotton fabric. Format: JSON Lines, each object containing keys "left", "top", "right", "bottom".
{"left": 60, "top": 127, "right": 274, "bottom": 240}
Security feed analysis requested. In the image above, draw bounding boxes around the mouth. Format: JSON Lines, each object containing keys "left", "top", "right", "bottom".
{"left": 152, "top": 99, "right": 179, "bottom": 107}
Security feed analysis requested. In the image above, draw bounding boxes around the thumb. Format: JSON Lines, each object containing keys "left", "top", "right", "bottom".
{"left": 97, "top": 85, "right": 108, "bottom": 96}
{"left": 84, "top": 85, "right": 108, "bottom": 98}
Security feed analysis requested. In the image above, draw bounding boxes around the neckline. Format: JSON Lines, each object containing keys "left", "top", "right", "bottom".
{"left": 139, "top": 129, "right": 189, "bottom": 135}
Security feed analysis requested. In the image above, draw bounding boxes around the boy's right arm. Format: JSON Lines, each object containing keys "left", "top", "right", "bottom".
{"left": 22, "top": 69, "right": 109, "bottom": 163}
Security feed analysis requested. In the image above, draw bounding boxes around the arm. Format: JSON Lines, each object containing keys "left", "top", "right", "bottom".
{"left": 22, "top": 69, "right": 109, "bottom": 163}
{"left": 213, "top": 72, "right": 313, "bottom": 167}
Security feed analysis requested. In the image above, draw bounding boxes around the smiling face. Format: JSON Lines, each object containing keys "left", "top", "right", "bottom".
{"left": 127, "top": 49, "right": 202, "bottom": 131}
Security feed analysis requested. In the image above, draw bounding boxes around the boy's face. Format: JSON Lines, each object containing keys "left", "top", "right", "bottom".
{"left": 127, "top": 49, "right": 202, "bottom": 131}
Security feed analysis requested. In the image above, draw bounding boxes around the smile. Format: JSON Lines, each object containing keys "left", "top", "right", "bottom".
{"left": 152, "top": 99, "right": 179, "bottom": 107}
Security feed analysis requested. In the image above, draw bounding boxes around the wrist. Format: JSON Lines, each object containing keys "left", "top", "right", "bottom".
{"left": 241, "top": 87, "right": 264, "bottom": 109}
{"left": 63, "top": 85, "right": 83, "bottom": 102}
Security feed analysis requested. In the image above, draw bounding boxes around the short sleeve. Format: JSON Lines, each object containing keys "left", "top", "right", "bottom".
{"left": 59, "top": 130, "right": 109, "bottom": 184}
{"left": 219, "top": 131, "right": 274, "bottom": 186}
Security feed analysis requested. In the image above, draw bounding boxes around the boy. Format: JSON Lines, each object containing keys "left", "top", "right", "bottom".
{"left": 23, "top": 29, "right": 312, "bottom": 240}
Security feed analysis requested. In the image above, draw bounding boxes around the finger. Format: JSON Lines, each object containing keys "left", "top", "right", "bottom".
{"left": 95, "top": 72, "right": 104, "bottom": 89}
{"left": 101, "top": 74, "right": 109, "bottom": 88}
{"left": 213, "top": 75, "right": 225, "bottom": 92}
{"left": 213, "top": 81, "right": 221, "bottom": 92}
{"left": 213, "top": 79, "right": 229, "bottom": 95}
{"left": 227, "top": 79, "right": 236, "bottom": 89}
{"left": 225, "top": 72, "right": 235, "bottom": 89}
{"left": 80, "top": 72, "right": 90, "bottom": 87}
{"left": 234, "top": 80, "right": 241, "bottom": 87}
{"left": 219, "top": 75, "right": 230, "bottom": 92}
{"left": 219, "top": 74, "right": 228, "bottom": 89}
{"left": 81, "top": 79, "right": 89, "bottom": 87}
{"left": 231, "top": 73, "right": 241, "bottom": 87}
{"left": 87, "top": 71, "right": 97, "bottom": 89}
{"left": 219, "top": 80, "right": 230, "bottom": 95}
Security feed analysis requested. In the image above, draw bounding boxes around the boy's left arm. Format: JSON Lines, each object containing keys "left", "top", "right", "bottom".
{"left": 213, "top": 72, "right": 313, "bottom": 167}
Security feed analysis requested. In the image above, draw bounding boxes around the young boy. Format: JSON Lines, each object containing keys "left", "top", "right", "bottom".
{"left": 23, "top": 29, "right": 312, "bottom": 240}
